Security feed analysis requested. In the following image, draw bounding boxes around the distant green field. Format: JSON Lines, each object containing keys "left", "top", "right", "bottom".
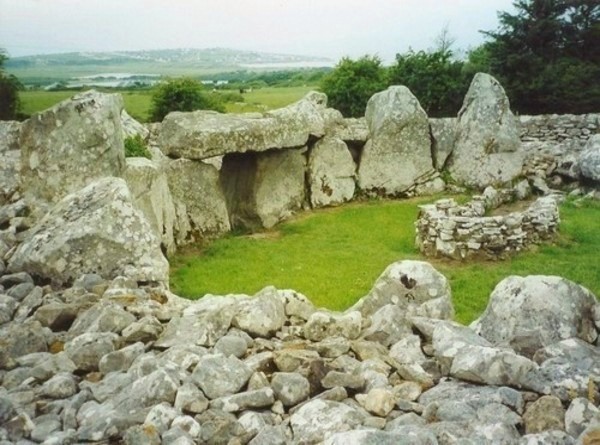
{"left": 171, "top": 198, "right": 600, "bottom": 324}
{"left": 19, "top": 86, "right": 317, "bottom": 122}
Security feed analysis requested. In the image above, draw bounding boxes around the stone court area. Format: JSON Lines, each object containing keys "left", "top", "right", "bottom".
{"left": 0, "top": 72, "right": 599, "bottom": 443}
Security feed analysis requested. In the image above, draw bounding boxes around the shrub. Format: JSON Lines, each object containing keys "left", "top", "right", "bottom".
{"left": 124, "top": 134, "right": 151, "bottom": 159}
{"left": 149, "top": 77, "right": 224, "bottom": 122}
{"left": 320, "top": 56, "right": 387, "bottom": 117}
{"left": 0, "top": 51, "right": 23, "bottom": 120}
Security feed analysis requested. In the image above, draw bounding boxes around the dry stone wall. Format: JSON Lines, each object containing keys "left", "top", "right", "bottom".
{"left": 415, "top": 187, "right": 560, "bottom": 260}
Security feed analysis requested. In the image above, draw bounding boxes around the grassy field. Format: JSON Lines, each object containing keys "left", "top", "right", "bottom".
{"left": 170, "top": 197, "right": 600, "bottom": 325}
{"left": 19, "top": 86, "right": 317, "bottom": 122}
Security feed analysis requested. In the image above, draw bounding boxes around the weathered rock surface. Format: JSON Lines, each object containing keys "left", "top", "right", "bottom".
{"left": 448, "top": 73, "right": 524, "bottom": 188}
{"left": 220, "top": 148, "right": 306, "bottom": 230}
{"left": 166, "top": 158, "right": 231, "bottom": 246}
{"left": 125, "top": 157, "right": 176, "bottom": 255}
{"left": 308, "top": 136, "right": 356, "bottom": 207}
{"left": 472, "top": 275, "right": 598, "bottom": 357}
{"left": 121, "top": 109, "right": 150, "bottom": 140}
{"left": 580, "top": 134, "right": 600, "bottom": 182}
{"left": 19, "top": 90, "right": 125, "bottom": 212}
{"left": 0, "top": 121, "right": 21, "bottom": 205}
{"left": 159, "top": 92, "right": 325, "bottom": 159}
{"left": 8, "top": 177, "right": 169, "bottom": 286}
{"left": 358, "top": 86, "right": 435, "bottom": 196}
{"left": 349, "top": 260, "right": 453, "bottom": 319}
{"left": 430, "top": 117, "right": 457, "bottom": 170}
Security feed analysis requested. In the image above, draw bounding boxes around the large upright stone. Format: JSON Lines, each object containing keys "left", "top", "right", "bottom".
{"left": 579, "top": 134, "right": 600, "bottom": 182}
{"left": 358, "top": 86, "right": 434, "bottom": 196}
{"left": 220, "top": 148, "right": 306, "bottom": 230}
{"left": 448, "top": 73, "right": 523, "bottom": 188}
{"left": 159, "top": 92, "right": 326, "bottom": 159}
{"left": 125, "top": 157, "right": 176, "bottom": 255}
{"left": 308, "top": 137, "right": 356, "bottom": 207}
{"left": 472, "top": 276, "right": 598, "bottom": 357}
{"left": 166, "top": 158, "right": 231, "bottom": 246}
{"left": 8, "top": 177, "right": 169, "bottom": 286}
{"left": 429, "top": 117, "right": 457, "bottom": 170}
{"left": 0, "top": 121, "right": 20, "bottom": 204}
{"left": 19, "top": 90, "right": 125, "bottom": 212}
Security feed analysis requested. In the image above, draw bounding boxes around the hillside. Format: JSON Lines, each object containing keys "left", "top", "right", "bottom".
{"left": 6, "top": 48, "right": 334, "bottom": 85}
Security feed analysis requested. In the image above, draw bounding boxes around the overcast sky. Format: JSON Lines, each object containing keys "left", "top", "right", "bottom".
{"left": 0, "top": 0, "right": 515, "bottom": 61}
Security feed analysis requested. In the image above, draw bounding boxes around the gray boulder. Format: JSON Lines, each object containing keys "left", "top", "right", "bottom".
{"left": 303, "top": 310, "right": 362, "bottom": 342}
{"left": 430, "top": 117, "right": 457, "bottom": 170}
{"left": 308, "top": 137, "right": 356, "bottom": 207}
{"left": 64, "top": 332, "right": 118, "bottom": 372}
{"left": 448, "top": 73, "right": 524, "bottom": 188}
{"left": 19, "top": 90, "right": 125, "bottom": 212}
{"left": 358, "top": 86, "right": 435, "bottom": 196}
{"left": 159, "top": 92, "right": 325, "bottom": 159}
{"left": 166, "top": 158, "right": 230, "bottom": 246}
{"left": 191, "top": 354, "right": 252, "bottom": 399}
{"left": 221, "top": 147, "right": 306, "bottom": 230}
{"left": 349, "top": 260, "right": 453, "bottom": 319}
{"left": 8, "top": 177, "right": 169, "bottom": 286}
{"left": 121, "top": 110, "right": 150, "bottom": 140}
{"left": 125, "top": 157, "right": 176, "bottom": 255}
{"left": 579, "top": 134, "right": 600, "bottom": 182}
{"left": 472, "top": 275, "right": 598, "bottom": 357}
{"left": 232, "top": 287, "right": 286, "bottom": 337}
{"left": 0, "top": 122, "right": 20, "bottom": 204}
{"left": 270, "top": 372, "right": 310, "bottom": 407}
{"left": 565, "top": 397, "right": 599, "bottom": 438}
{"left": 289, "top": 399, "right": 365, "bottom": 444}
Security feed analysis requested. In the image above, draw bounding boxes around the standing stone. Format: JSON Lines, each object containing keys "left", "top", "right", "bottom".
{"left": 472, "top": 275, "right": 598, "bottom": 357}
{"left": 125, "top": 157, "right": 176, "bottom": 255}
{"left": 308, "top": 137, "right": 356, "bottom": 207}
{"left": 448, "top": 73, "right": 523, "bottom": 188}
{"left": 579, "top": 134, "right": 600, "bottom": 182}
{"left": 358, "top": 86, "right": 435, "bottom": 196}
{"left": 221, "top": 148, "right": 306, "bottom": 230}
{"left": 19, "top": 90, "right": 125, "bottom": 212}
{"left": 429, "top": 117, "right": 457, "bottom": 170}
{"left": 166, "top": 158, "right": 231, "bottom": 246}
{"left": 8, "top": 177, "right": 169, "bottom": 286}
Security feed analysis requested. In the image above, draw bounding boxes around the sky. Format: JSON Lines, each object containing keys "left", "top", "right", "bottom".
{"left": 0, "top": 0, "right": 515, "bottom": 62}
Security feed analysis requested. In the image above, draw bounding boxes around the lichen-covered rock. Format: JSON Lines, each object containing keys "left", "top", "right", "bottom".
{"left": 270, "top": 372, "right": 310, "bottom": 407}
{"left": 8, "top": 177, "right": 169, "bottom": 286}
{"left": 289, "top": 399, "right": 365, "bottom": 444}
{"left": 232, "top": 287, "right": 286, "bottom": 337}
{"left": 308, "top": 137, "right": 356, "bottom": 207}
{"left": 358, "top": 86, "right": 435, "bottom": 196}
{"left": 523, "top": 395, "right": 565, "bottom": 434}
{"left": 565, "top": 397, "right": 599, "bottom": 438}
{"left": 447, "top": 73, "right": 524, "bottom": 188}
{"left": 0, "top": 123, "right": 20, "bottom": 204}
{"left": 430, "top": 117, "right": 457, "bottom": 170}
{"left": 579, "top": 134, "right": 600, "bottom": 182}
{"left": 221, "top": 148, "right": 306, "bottom": 230}
{"left": 166, "top": 158, "right": 230, "bottom": 246}
{"left": 191, "top": 354, "right": 252, "bottom": 399}
{"left": 64, "top": 332, "right": 119, "bottom": 372}
{"left": 125, "top": 157, "right": 176, "bottom": 255}
{"left": 159, "top": 92, "right": 325, "bottom": 159}
{"left": 303, "top": 310, "right": 362, "bottom": 342}
{"left": 472, "top": 276, "right": 598, "bottom": 357}
{"left": 19, "top": 90, "right": 125, "bottom": 212}
{"left": 349, "top": 260, "right": 453, "bottom": 319}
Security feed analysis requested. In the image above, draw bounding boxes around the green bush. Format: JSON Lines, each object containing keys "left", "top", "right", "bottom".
{"left": 320, "top": 56, "right": 387, "bottom": 117}
{"left": 149, "top": 77, "right": 224, "bottom": 122}
{"left": 0, "top": 51, "right": 23, "bottom": 120}
{"left": 124, "top": 134, "right": 151, "bottom": 159}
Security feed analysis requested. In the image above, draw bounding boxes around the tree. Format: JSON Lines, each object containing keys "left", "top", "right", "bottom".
{"left": 149, "top": 77, "right": 224, "bottom": 122}
{"left": 0, "top": 51, "right": 23, "bottom": 120}
{"left": 483, "top": 0, "right": 600, "bottom": 114}
{"left": 388, "top": 48, "right": 467, "bottom": 117}
{"left": 320, "top": 56, "right": 387, "bottom": 117}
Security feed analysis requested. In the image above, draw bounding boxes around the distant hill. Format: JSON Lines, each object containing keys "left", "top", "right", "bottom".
{"left": 6, "top": 48, "right": 335, "bottom": 85}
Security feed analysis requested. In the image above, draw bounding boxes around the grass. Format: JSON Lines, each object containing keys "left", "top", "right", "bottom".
{"left": 170, "top": 197, "right": 600, "bottom": 325}
{"left": 19, "top": 86, "right": 317, "bottom": 122}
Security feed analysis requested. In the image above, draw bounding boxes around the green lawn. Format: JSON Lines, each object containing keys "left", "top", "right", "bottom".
{"left": 19, "top": 86, "right": 317, "bottom": 122}
{"left": 170, "top": 197, "right": 600, "bottom": 325}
